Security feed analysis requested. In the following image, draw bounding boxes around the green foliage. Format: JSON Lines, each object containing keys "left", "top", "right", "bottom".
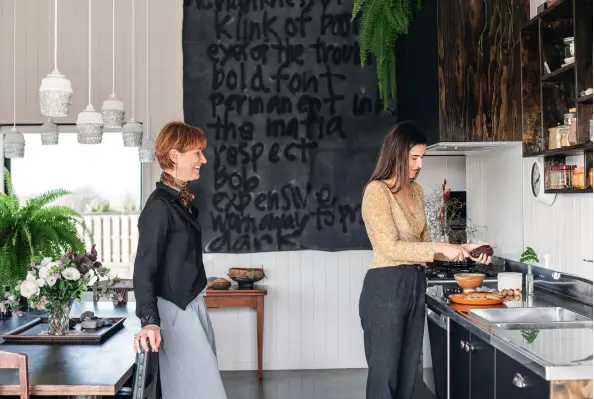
{"left": 0, "top": 168, "right": 87, "bottom": 286}
{"left": 352, "top": 0, "right": 422, "bottom": 108}
{"left": 87, "top": 199, "right": 111, "bottom": 213}
{"left": 520, "top": 246, "right": 539, "bottom": 266}
{"left": 521, "top": 329, "right": 539, "bottom": 344}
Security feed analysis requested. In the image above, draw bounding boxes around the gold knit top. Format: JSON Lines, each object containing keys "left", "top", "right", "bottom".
{"left": 362, "top": 180, "right": 439, "bottom": 268}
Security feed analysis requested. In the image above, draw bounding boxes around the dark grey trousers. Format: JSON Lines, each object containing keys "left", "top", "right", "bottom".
{"left": 359, "top": 265, "right": 427, "bottom": 399}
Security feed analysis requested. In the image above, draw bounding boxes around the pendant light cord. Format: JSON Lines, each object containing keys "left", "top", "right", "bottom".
{"left": 145, "top": 0, "right": 149, "bottom": 138}
{"left": 131, "top": 0, "right": 136, "bottom": 118}
{"left": 48, "top": 0, "right": 52, "bottom": 73}
{"left": 111, "top": 0, "right": 115, "bottom": 95}
{"left": 54, "top": 0, "right": 58, "bottom": 71}
{"left": 13, "top": 0, "right": 16, "bottom": 127}
{"left": 88, "top": 0, "right": 92, "bottom": 106}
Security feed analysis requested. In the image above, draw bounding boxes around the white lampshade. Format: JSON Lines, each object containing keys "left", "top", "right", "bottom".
{"left": 39, "top": 69, "right": 73, "bottom": 117}
{"left": 40, "top": 117, "right": 59, "bottom": 145}
{"left": 101, "top": 94, "right": 125, "bottom": 128}
{"left": 138, "top": 137, "right": 155, "bottom": 163}
{"left": 122, "top": 117, "right": 143, "bottom": 147}
{"left": 4, "top": 127, "right": 25, "bottom": 158}
{"left": 76, "top": 104, "right": 104, "bottom": 144}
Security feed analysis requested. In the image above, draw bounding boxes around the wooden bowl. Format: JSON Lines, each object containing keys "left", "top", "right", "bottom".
{"left": 454, "top": 273, "right": 485, "bottom": 293}
{"left": 227, "top": 267, "right": 266, "bottom": 289}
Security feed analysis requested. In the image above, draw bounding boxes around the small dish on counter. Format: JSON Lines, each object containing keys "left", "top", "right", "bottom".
{"left": 448, "top": 291, "right": 506, "bottom": 306}
{"left": 454, "top": 273, "right": 485, "bottom": 293}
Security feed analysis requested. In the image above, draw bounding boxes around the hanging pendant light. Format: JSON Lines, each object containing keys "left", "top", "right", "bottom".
{"left": 40, "top": 117, "right": 59, "bottom": 145}
{"left": 39, "top": 0, "right": 72, "bottom": 118}
{"left": 77, "top": 0, "right": 104, "bottom": 144}
{"left": 139, "top": 135, "right": 156, "bottom": 163}
{"left": 101, "top": 0, "right": 125, "bottom": 128}
{"left": 121, "top": 0, "right": 143, "bottom": 147}
{"left": 138, "top": 1, "right": 155, "bottom": 163}
{"left": 123, "top": 117, "right": 143, "bottom": 147}
{"left": 5, "top": 0, "right": 25, "bottom": 159}
{"left": 102, "top": 94, "right": 125, "bottom": 128}
{"left": 4, "top": 128, "right": 25, "bottom": 159}
{"left": 77, "top": 105, "right": 104, "bottom": 144}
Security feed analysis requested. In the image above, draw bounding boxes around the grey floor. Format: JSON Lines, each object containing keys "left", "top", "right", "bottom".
{"left": 221, "top": 368, "right": 437, "bottom": 399}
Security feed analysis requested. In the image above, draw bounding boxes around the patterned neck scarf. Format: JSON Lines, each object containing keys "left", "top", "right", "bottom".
{"left": 161, "top": 171, "right": 195, "bottom": 207}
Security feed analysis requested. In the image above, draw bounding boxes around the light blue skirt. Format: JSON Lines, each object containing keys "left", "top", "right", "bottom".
{"left": 157, "top": 290, "right": 227, "bottom": 399}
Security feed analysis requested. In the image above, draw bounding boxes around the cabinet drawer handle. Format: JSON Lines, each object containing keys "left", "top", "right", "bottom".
{"left": 460, "top": 340, "right": 465, "bottom": 349}
{"left": 512, "top": 373, "right": 527, "bottom": 388}
{"left": 464, "top": 342, "right": 470, "bottom": 352}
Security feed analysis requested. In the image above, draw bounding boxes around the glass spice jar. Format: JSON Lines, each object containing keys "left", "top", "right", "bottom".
{"left": 566, "top": 108, "right": 577, "bottom": 146}
{"left": 560, "top": 165, "right": 576, "bottom": 189}
{"left": 549, "top": 165, "right": 559, "bottom": 189}
{"left": 557, "top": 124, "right": 571, "bottom": 147}
{"left": 563, "top": 37, "right": 575, "bottom": 59}
{"left": 572, "top": 167, "right": 585, "bottom": 189}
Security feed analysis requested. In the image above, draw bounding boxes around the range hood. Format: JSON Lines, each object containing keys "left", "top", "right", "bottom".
{"left": 425, "top": 141, "right": 518, "bottom": 156}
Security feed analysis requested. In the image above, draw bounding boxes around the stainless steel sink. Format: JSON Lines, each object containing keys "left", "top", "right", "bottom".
{"left": 469, "top": 307, "right": 593, "bottom": 329}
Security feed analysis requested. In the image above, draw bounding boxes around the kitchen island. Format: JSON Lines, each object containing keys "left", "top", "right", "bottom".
{"left": 426, "top": 284, "right": 593, "bottom": 399}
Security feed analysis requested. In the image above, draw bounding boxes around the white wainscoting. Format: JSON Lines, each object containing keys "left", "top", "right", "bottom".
{"left": 466, "top": 144, "right": 593, "bottom": 280}
{"left": 203, "top": 250, "right": 372, "bottom": 371}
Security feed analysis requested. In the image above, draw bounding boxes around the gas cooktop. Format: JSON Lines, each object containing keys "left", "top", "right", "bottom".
{"left": 425, "top": 262, "right": 498, "bottom": 283}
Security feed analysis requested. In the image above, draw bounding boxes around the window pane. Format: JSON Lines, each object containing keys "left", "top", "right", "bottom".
{"left": 9, "top": 132, "right": 141, "bottom": 278}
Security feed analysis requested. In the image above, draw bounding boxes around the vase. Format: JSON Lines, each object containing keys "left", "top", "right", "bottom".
{"left": 47, "top": 298, "right": 74, "bottom": 335}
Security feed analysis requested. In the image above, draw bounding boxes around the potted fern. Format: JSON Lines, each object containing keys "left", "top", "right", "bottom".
{"left": 0, "top": 168, "right": 87, "bottom": 289}
{"left": 352, "top": 0, "right": 422, "bottom": 108}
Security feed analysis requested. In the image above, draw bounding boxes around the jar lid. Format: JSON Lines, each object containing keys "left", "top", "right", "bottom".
{"left": 569, "top": 108, "right": 576, "bottom": 113}
{"left": 563, "top": 37, "right": 574, "bottom": 43}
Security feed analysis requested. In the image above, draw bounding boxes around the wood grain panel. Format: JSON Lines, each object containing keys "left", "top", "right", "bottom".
{"left": 551, "top": 379, "right": 593, "bottom": 399}
{"left": 521, "top": 26, "right": 543, "bottom": 152}
{"left": 438, "top": 0, "right": 524, "bottom": 143}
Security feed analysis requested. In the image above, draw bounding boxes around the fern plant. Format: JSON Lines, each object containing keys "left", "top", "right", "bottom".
{"left": 352, "top": 0, "right": 422, "bottom": 108}
{"left": 0, "top": 168, "right": 87, "bottom": 286}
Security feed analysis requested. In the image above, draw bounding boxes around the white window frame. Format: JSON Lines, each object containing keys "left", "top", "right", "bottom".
{"left": 1, "top": 124, "right": 152, "bottom": 206}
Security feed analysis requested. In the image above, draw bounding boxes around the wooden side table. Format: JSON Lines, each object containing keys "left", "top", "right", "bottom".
{"left": 204, "top": 288, "right": 267, "bottom": 380}
{"left": 103, "top": 281, "right": 268, "bottom": 379}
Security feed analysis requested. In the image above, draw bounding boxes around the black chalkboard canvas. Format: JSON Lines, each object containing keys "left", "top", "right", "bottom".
{"left": 182, "top": 0, "right": 396, "bottom": 253}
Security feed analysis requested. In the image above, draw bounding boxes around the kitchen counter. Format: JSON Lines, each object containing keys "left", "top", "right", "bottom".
{"left": 426, "top": 284, "right": 593, "bottom": 381}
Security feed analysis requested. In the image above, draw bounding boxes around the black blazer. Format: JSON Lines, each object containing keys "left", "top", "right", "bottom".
{"left": 133, "top": 182, "right": 207, "bottom": 328}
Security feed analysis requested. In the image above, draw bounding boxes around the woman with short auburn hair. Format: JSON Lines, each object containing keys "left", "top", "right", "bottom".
{"left": 133, "top": 121, "right": 227, "bottom": 399}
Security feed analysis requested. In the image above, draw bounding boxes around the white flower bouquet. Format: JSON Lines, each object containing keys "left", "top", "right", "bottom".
{"left": 9, "top": 245, "right": 117, "bottom": 335}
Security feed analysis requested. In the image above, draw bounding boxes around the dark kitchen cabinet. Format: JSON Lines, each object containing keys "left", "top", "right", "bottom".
{"left": 396, "top": 0, "right": 525, "bottom": 145}
{"left": 469, "top": 334, "right": 495, "bottom": 398}
{"left": 449, "top": 320, "right": 495, "bottom": 399}
{"left": 495, "top": 350, "right": 550, "bottom": 399}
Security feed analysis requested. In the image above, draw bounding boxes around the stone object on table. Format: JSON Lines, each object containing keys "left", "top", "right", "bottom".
{"left": 79, "top": 311, "right": 114, "bottom": 329}
{"left": 227, "top": 267, "right": 266, "bottom": 289}
{"left": 211, "top": 278, "right": 231, "bottom": 290}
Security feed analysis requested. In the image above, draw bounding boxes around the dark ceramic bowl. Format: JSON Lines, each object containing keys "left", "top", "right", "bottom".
{"left": 211, "top": 280, "right": 231, "bottom": 290}
{"left": 227, "top": 267, "right": 266, "bottom": 289}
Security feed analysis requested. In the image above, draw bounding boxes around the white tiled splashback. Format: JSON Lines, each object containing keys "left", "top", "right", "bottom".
{"left": 466, "top": 144, "right": 593, "bottom": 281}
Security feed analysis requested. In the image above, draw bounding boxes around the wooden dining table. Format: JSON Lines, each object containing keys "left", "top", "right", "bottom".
{"left": 0, "top": 302, "right": 138, "bottom": 398}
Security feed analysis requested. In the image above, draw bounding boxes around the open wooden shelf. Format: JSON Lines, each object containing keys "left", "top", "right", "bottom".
{"left": 522, "top": 0, "right": 573, "bottom": 30}
{"left": 521, "top": 0, "right": 593, "bottom": 171}
{"left": 577, "top": 94, "right": 593, "bottom": 104}
{"left": 523, "top": 142, "right": 593, "bottom": 157}
{"left": 545, "top": 188, "right": 593, "bottom": 194}
{"left": 542, "top": 63, "right": 575, "bottom": 82}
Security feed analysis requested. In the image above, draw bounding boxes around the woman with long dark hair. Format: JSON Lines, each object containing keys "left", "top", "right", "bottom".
{"left": 359, "top": 122, "right": 491, "bottom": 399}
